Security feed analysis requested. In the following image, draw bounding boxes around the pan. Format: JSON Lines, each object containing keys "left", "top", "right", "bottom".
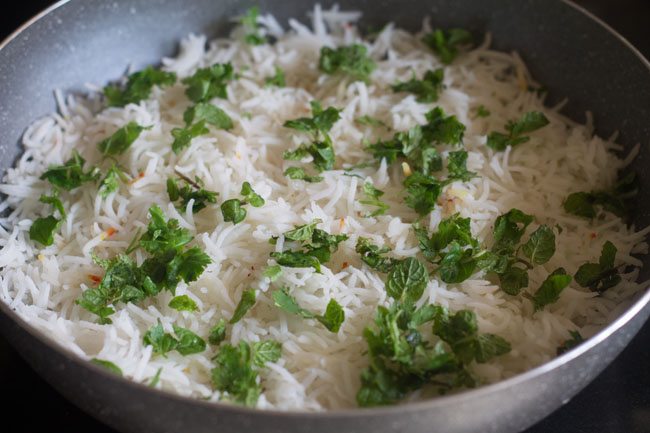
{"left": 0, "top": 1, "right": 649, "bottom": 432}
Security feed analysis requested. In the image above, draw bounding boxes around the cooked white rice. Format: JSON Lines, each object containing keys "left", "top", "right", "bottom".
{"left": 0, "top": 5, "right": 647, "bottom": 411}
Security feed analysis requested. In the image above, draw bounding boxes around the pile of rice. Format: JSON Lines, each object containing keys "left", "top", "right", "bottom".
{"left": 0, "top": 5, "right": 647, "bottom": 411}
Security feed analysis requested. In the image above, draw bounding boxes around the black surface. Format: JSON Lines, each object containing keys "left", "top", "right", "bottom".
{"left": 0, "top": 1, "right": 648, "bottom": 432}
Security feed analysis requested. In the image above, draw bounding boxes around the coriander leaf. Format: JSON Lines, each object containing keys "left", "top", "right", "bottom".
{"left": 182, "top": 63, "right": 234, "bottom": 103}
{"left": 40, "top": 150, "right": 100, "bottom": 190}
{"left": 422, "top": 28, "right": 473, "bottom": 64}
{"left": 499, "top": 266, "right": 529, "bottom": 295}
{"left": 143, "top": 322, "right": 179, "bottom": 356}
{"left": 263, "top": 265, "right": 282, "bottom": 281}
{"left": 385, "top": 258, "right": 427, "bottom": 304}
{"left": 557, "top": 330, "right": 584, "bottom": 355}
{"left": 487, "top": 111, "right": 549, "bottom": 151}
{"left": 172, "top": 325, "right": 206, "bottom": 355}
{"left": 252, "top": 340, "right": 282, "bottom": 367}
{"left": 531, "top": 268, "right": 572, "bottom": 310}
{"left": 446, "top": 150, "right": 475, "bottom": 182}
{"left": 392, "top": 68, "right": 444, "bottom": 102}
{"left": 91, "top": 358, "right": 123, "bottom": 376}
{"left": 270, "top": 251, "right": 321, "bottom": 272}
{"left": 319, "top": 44, "right": 376, "bottom": 82}
{"left": 140, "top": 205, "right": 193, "bottom": 254}
{"left": 265, "top": 66, "right": 286, "bottom": 87}
{"left": 437, "top": 242, "right": 476, "bottom": 284}
{"left": 99, "top": 165, "right": 124, "bottom": 198}
{"left": 168, "top": 294, "right": 199, "bottom": 312}
{"left": 173, "top": 247, "right": 211, "bottom": 283}
{"left": 474, "top": 334, "right": 512, "bottom": 363}
{"left": 403, "top": 171, "right": 442, "bottom": 216}
{"left": 355, "top": 237, "right": 396, "bottom": 273}
{"left": 208, "top": 319, "right": 227, "bottom": 345}
{"left": 211, "top": 342, "right": 260, "bottom": 406}
{"left": 574, "top": 241, "right": 621, "bottom": 292}
{"left": 240, "top": 182, "right": 264, "bottom": 207}
{"left": 423, "top": 107, "right": 466, "bottom": 146}
{"left": 230, "top": 289, "right": 257, "bottom": 324}
{"left": 240, "top": 6, "right": 266, "bottom": 45}
{"left": 183, "top": 103, "right": 233, "bottom": 130}
{"left": 521, "top": 225, "right": 556, "bottom": 265}
{"left": 104, "top": 66, "right": 176, "bottom": 107}
{"left": 476, "top": 105, "right": 490, "bottom": 118}
{"left": 359, "top": 182, "right": 390, "bottom": 217}
{"left": 98, "top": 122, "right": 149, "bottom": 156}
{"left": 171, "top": 120, "right": 210, "bottom": 154}
{"left": 283, "top": 166, "right": 323, "bottom": 183}
{"left": 166, "top": 176, "right": 218, "bottom": 213}
{"left": 221, "top": 199, "right": 247, "bottom": 224}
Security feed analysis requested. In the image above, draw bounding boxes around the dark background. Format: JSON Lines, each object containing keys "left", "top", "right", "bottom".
{"left": 1, "top": 1, "right": 649, "bottom": 432}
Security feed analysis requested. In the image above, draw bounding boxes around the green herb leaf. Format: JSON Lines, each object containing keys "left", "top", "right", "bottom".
{"left": 499, "top": 266, "right": 529, "bottom": 295}
{"left": 104, "top": 66, "right": 176, "bottom": 107}
{"left": 283, "top": 166, "right": 324, "bottom": 183}
{"left": 168, "top": 294, "right": 199, "bottom": 312}
{"left": 240, "top": 182, "right": 264, "bottom": 207}
{"left": 270, "top": 251, "right": 321, "bottom": 272}
{"left": 392, "top": 68, "right": 444, "bottom": 102}
{"left": 385, "top": 258, "right": 428, "bottom": 304}
{"left": 240, "top": 6, "right": 266, "bottom": 45}
{"left": 319, "top": 44, "right": 376, "bottom": 82}
{"left": 574, "top": 241, "right": 621, "bottom": 292}
{"left": 183, "top": 103, "right": 233, "bottom": 130}
{"left": 414, "top": 214, "right": 477, "bottom": 263}
{"left": 493, "top": 208, "right": 534, "bottom": 251}
{"left": 252, "top": 340, "right": 282, "bottom": 367}
{"left": 283, "top": 220, "right": 319, "bottom": 242}
{"left": 531, "top": 268, "right": 572, "bottom": 310}
{"left": 487, "top": 111, "right": 549, "bottom": 151}
{"left": 91, "top": 358, "right": 123, "bottom": 376}
{"left": 437, "top": 242, "right": 476, "bottom": 284}
{"left": 422, "top": 28, "right": 473, "bottom": 64}
{"left": 272, "top": 288, "right": 345, "bottom": 332}
{"left": 182, "top": 63, "right": 235, "bottom": 103}
{"left": 211, "top": 342, "right": 260, "bottom": 406}
{"left": 563, "top": 190, "right": 627, "bottom": 219}
{"left": 403, "top": 172, "right": 442, "bottom": 216}
{"left": 30, "top": 191, "right": 66, "bottom": 246}
{"left": 359, "top": 182, "right": 390, "bottom": 217}
{"left": 423, "top": 107, "right": 466, "bottom": 146}
{"left": 40, "top": 150, "right": 100, "bottom": 190}
{"left": 172, "top": 325, "right": 207, "bottom": 355}
{"left": 149, "top": 367, "right": 163, "bottom": 387}
{"left": 167, "top": 176, "right": 218, "bottom": 213}
{"left": 557, "top": 330, "right": 584, "bottom": 355}
{"left": 521, "top": 225, "right": 556, "bottom": 265}
{"left": 171, "top": 120, "right": 210, "bottom": 154}
{"left": 98, "top": 122, "right": 149, "bottom": 156}
{"left": 476, "top": 105, "right": 490, "bottom": 118}
{"left": 221, "top": 199, "right": 247, "bottom": 224}
{"left": 208, "top": 319, "right": 227, "bottom": 345}
{"left": 230, "top": 289, "right": 257, "bottom": 324}
{"left": 143, "top": 322, "right": 179, "bottom": 356}
{"left": 265, "top": 66, "right": 286, "bottom": 87}
{"left": 263, "top": 265, "right": 282, "bottom": 282}
{"left": 474, "top": 334, "right": 512, "bottom": 363}
{"left": 446, "top": 150, "right": 475, "bottom": 182}
{"left": 99, "top": 165, "right": 124, "bottom": 198}
{"left": 355, "top": 237, "right": 396, "bottom": 273}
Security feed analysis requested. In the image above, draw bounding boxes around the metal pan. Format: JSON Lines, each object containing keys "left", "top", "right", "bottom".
{"left": 0, "top": 1, "right": 648, "bottom": 432}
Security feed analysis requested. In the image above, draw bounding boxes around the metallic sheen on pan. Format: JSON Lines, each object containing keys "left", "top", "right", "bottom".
{"left": 0, "top": 1, "right": 648, "bottom": 432}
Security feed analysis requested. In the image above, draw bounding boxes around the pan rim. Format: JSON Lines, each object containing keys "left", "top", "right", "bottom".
{"left": 0, "top": 0, "right": 649, "bottom": 420}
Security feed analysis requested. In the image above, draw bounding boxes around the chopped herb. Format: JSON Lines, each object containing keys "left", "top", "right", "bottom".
{"left": 446, "top": 150, "right": 475, "bottom": 182}
{"left": 359, "top": 182, "right": 390, "bottom": 217}
{"left": 557, "top": 331, "right": 584, "bottom": 355}
{"left": 167, "top": 174, "right": 218, "bottom": 213}
{"left": 270, "top": 250, "right": 322, "bottom": 272}
{"left": 99, "top": 165, "right": 126, "bottom": 198}
{"left": 283, "top": 166, "right": 323, "bottom": 183}
{"left": 143, "top": 322, "right": 206, "bottom": 357}
{"left": 168, "top": 294, "right": 199, "bottom": 312}
{"left": 77, "top": 206, "right": 211, "bottom": 323}
{"left": 240, "top": 6, "right": 266, "bottom": 45}
{"left": 29, "top": 191, "right": 66, "bottom": 246}
{"left": 40, "top": 150, "right": 100, "bottom": 191}
{"left": 403, "top": 171, "right": 442, "bottom": 216}
{"left": 355, "top": 115, "right": 387, "bottom": 128}
{"left": 230, "top": 289, "right": 257, "bottom": 324}
{"left": 574, "top": 241, "right": 621, "bottom": 292}
{"left": 486, "top": 111, "right": 549, "bottom": 151}
{"left": 530, "top": 268, "right": 572, "bottom": 310}
{"left": 272, "top": 288, "right": 345, "bottom": 332}
{"left": 104, "top": 66, "right": 176, "bottom": 107}
{"left": 98, "top": 122, "right": 150, "bottom": 156}
{"left": 422, "top": 28, "right": 473, "bottom": 64}
{"left": 183, "top": 103, "right": 233, "bottom": 130}
{"left": 208, "top": 319, "right": 227, "bottom": 345}
{"left": 211, "top": 340, "right": 281, "bottom": 406}
{"left": 182, "top": 63, "right": 235, "bottom": 103}
{"left": 263, "top": 265, "right": 282, "bottom": 282}
{"left": 319, "top": 44, "right": 376, "bottom": 82}
{"left": 563, "top": 173, "right": 637, "bottom": 219}
{"left": 220, "top": 182, "right": 265, "bottom": 224}
{"left": 476, "top": 105, "right": 490, "bottom": 118}
{"left": 148, "top": 367, "right": 163, "bottom": 387}
{"left": 265, "top": 66, "right": 286, "bottom": 87}
{"left": 91, "top": 358, "right": 123, "bottom": 376}
{"left": 385, "top": 257, "right": 428, "bottom": 305}
{"left": 171, "top": 120, "right": 210, "bottom": 154}
{"left": 355, "top": 237, "right": 396, "bottom": 273}
{"left": 521, "top": 225, "right": 556, "bottom": 265}
{"left": 391, "top": 68, "right": 444, "bottom": 102}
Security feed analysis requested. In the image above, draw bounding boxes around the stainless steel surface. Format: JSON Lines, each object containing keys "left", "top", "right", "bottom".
{"left": 0, "top": 1, "right": 648, "bottom": 432}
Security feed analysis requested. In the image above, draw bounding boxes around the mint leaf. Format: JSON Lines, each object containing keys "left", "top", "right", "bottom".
{"left": 557, "top": 330, "right": 584, "bottom": 355}
{"left": 104, "top": 66, "right": 176, "bottom": 107}
{"left": 531, "top": 268, "right": 572, "bottom": 310}
{"left": 270, "top": 251, "right": 321, "bottom": 272}
{"left": 171, "top": 120, "right": 210, "bottom": 154}
{"left": 172, "top": 325, "right": 206, "bottom": 355}
{"left": 355, "top": 237, "right": 396, "bottom": 273}
{"left": 574, "top": 241, "right": 621, "bottom": 292}
{"left": 182, "top": 63, "right": 234, "bottom": 103}
{"left": 521, "top": 225, "right": 556, "bottom": 265}
{"left": 240, "top": 182, "right": 264, "bottom": 207}
{"left": 284, "top": 166, "right": 323, "bottom": 183}
{"left": 40, "top": 150, "right": 100, "bottom": 190}
{"left": 168, "top": 294, "right": 199, "bottom": 312}
{"left": 220, "top": 199, "right": 247, "bottom": 224}
{"left": 183, "top": 103, "right": 233, "bottom": 130}
{"left": 359, "top": 182, "right": 390, "bottom": 217}
{"left": 272, "top": 288, "right": 345, "bottom": 332}
{"left": 385, "top": 258, "right": 427, "bottom": 304}
{"left": 98, "top": 122, "right": 149, "bottom": 156}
